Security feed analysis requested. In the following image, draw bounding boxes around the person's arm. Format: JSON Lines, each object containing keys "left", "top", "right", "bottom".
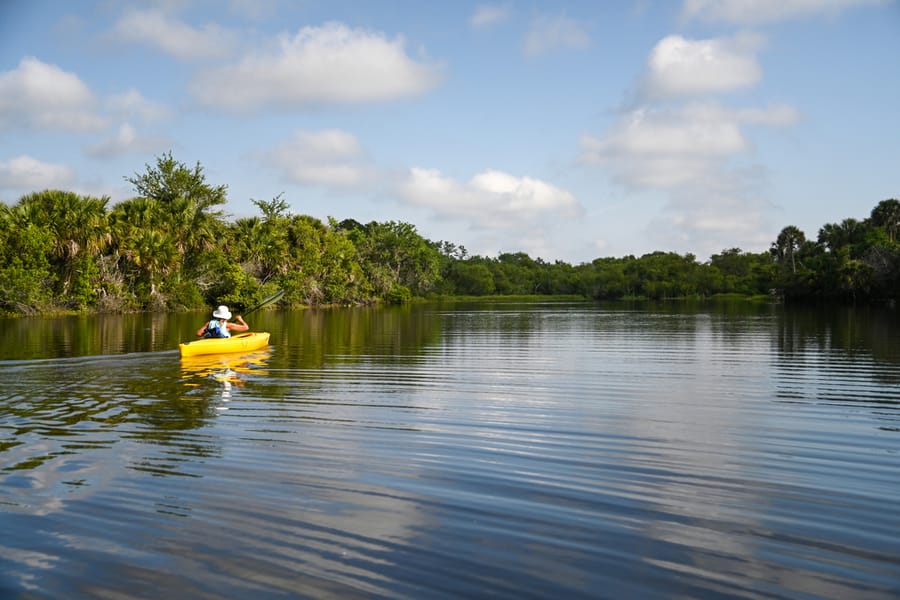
{"left": 229, "top": 315, "right": 249, "bottom": 332}
{"left": 196, "top": 322, "right": 208, "bottom": 337}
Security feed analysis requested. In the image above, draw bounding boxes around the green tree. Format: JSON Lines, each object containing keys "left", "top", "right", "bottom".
{"left": 869, "top": 199, "right": 900, "bottom": 244}
{"left": 772, "top": 226, "right": 806, "bottom": 274}
{"left": 818, "top": 218, "right": 867, "bottom": 255}
{"left": 0, "top": 206, "right": 55, "bottom": 312}
{"left": 231, "top": 195, "right": 292, "bottom": 282}
{"left": 586, "top": 257, "right": 628, "bottom": 299}
{"left": 622, "top": 252, "right": 700, "bottom": 299}
{"left": 125, "top": 152, "right": 226, "bottom": 262}
{"left": 708, "top": 248, "right": 774, "bottom": 294}
{"left": 11, "top": 190, "right": 109, "bottom": 306}
{"left": 452, "top": 261, "right": 496, "bottom": 295}
{"left": 125, "top": 151, "right": 227, "bottom": 210}
{"left": 122, "top": 153, "right": 229, "bottom": 306}
{"left": 353, "top": 221, "right": 441, "bottom": 299}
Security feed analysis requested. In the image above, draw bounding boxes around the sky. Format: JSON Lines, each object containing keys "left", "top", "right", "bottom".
{"left": 1, "top": 0, "right": 898, "bottom": 264}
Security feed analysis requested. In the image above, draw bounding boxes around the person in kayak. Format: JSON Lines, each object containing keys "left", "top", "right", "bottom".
{"left": 196, "top": 305, "right": 249, "bottom": 338}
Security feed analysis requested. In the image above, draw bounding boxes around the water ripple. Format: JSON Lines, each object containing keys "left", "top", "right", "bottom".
{"left": 2, "top": 306, "right": 899, "bottom": 598}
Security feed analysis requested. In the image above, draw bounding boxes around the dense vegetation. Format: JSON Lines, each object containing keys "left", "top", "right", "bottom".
{"left": 0, "top": 153, "right": 897, "bottom": 314}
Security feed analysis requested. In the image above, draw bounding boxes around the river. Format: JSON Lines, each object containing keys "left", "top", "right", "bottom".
{"left": 1, "top": 301, "right": 898, "bottom": 599}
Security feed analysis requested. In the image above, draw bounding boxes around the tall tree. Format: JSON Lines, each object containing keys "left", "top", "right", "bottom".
{"left": 772, "top": 226, "right": 806, "bottom": 274}
{"left": 12, "top": 190, "right": 109, "bottom": 302}
{"left": 869, "top": 198, "right": 900, "bottom": 243}
{"left": 125, "top": 151, "right": 227, "bottom": 210}
{"left": 125, "top": 152, "right": 226, "bottom": 260}
{"left": 818, "top": 218, "right": 866, "bottom": 254}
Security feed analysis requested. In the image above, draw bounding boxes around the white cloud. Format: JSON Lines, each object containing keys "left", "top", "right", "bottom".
{"left": 398, "top": 167, "right": 581, "bottom": 224}
{"left": 735, "top": 104, "right": 801, "bottom": 126}
{"left": 105, "top": 89, "right": 171, "bottom": 122}
{"left": 524, "top": 14, "right": 591, "bottom": 57}
{"left": 269, "top": 129, "right": 375, "bottom": 188}
{"left": 85, "top": 123, "right": 170, "bottom": 158}
{"left": 681, "top": 0, "right": 888, "bottom": 25}
{"left": 190, "top": 22, "right": 443, "bottom": 112}
{"left": 0, "top": 57, "right": 106, "bottom": 132}
{"left": 581, "top": 104, "right": 749, "bottom": 188}
{"left": 0, "top": 156, "right": 76, "bottom": 192}
{"left": 111, "top": 10, "right": 239, "bottom": 60}
{"left": 470, "top": 4, "right": 512, "bottom": 28}
{"left": 641, "top": 33, "right": 764, "bottom": 100}
{"left": 580, "top": 102, "right": 799, "bottom": 189}
{"left": 396, "top": 168, "right": 583, "bottom": 260}
{"left": 581, "top": 102, "right": 798, "bottom": 255}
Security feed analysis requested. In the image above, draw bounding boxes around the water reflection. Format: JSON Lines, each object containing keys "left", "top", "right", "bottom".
{"left": 2, "top": 302, "right": 900, "bottom": 599}
{"left": 0, "top": 347, "right": 275, "bottom": 508}
{"left": 0, "top": 312, "right": 198, "bottom": 359}
{"left": 180, "top": 349, "right": 271, "bottom": 380}
{"left": 180, "top": 349, "right": 271, "bottom": 410}
{"left": 772, "top": 305, "right": 900, "bottom": 435}
{"left": 254, "top": 305, "right": 444, "bottom": 369}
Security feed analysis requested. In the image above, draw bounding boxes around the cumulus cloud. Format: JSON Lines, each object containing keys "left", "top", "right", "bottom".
{"left": 470, "top": 4, "right": 512, "bottom": 28}
{"left": 734, "top": 103, "right": 800, "bottom": 126}
{"left": 397, "top": 167, "right": 581, "bottom": 225}
{"left": 577, "top": 20, "right": 811, "bottom": 256}
{"left": 269, "top": 129, "right": 375, "bottom": 188}
{"left": 680, "top": 0, "right": 888, "bottom": 25}
{"left": 189, "top": 22, "right": 443, "bottom": 112}
{"left": 581, "top": 104, "right": 744, "bottom": 188}
{"left": 105, "top": 89, "right": 171, "bottom": 122}
{"left": 0, "top": 156, "right": 76, "bottom": 192}
{"left": 85, "top": 123, "right": 170, "bottom": 158}
{"left": 111, "top": 9, "right": 239, "bottom": 60}
{"left": 641, "top": 33, "right": 764, "bottom": 100}
{"left": 0, "top": 57, "right": 106, "bottom": 132}
{"left": 581, "top": 102, "right": 797, "bottom": 189}
{"left": 524, "top": 13, "right": 591, "bottom": 57}
{"left": 581, "top": 101, "right": 798, "bottom": 254}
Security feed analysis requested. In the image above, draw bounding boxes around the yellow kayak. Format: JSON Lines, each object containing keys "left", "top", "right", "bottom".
{"left": 179, "top": 332, "right": 270, "bottom": 357}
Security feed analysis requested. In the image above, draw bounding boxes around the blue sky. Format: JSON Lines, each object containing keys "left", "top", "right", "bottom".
{"left": 1, "top": 0, "right": 898, "bottom": 264}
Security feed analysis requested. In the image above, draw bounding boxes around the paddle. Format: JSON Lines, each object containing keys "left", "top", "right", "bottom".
{"left": 183, "top": 290, "right": 283, "bottom": 346}
{"left": 241, "top": 289, "right": 285, "bottom": 317}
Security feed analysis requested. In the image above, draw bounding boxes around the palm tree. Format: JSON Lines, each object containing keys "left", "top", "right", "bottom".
{"left": 126, "top": 229, "right": 179, "bottom": 301}
{"left": 818, "top": 218, "right": 865, "bottom": 254}
{"left": 166, "top": 195, "right": 222, "bottom": 259}
{"left": 772, "top": 225, "right": 806, "bottom": 274}
{"left": 13, "top": 190, "right": 109, "bottom": 296}
{"left": 870, "top": 199, "right": 900, "bottom": 243}
{"left": 232, "top": 216, "right": 288, "bottom": 281}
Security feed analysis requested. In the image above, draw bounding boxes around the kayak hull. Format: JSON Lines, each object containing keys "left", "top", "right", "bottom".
{"left": 179, "top": 332, "right": 270, "bottom": 357}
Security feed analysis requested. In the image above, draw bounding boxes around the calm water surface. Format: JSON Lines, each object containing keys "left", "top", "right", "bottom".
{"left": 1, "top": 302, "right": 899, "bottom": 599}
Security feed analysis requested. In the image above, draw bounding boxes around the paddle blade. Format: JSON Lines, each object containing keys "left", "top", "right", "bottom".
{"left": 244, "top": 289, "right": 285, "bottom": 315}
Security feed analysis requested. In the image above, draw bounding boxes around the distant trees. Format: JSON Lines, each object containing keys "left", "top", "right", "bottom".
{"left": 0, "top": 151, "right": 896, "bottom": 314}
{"left": 338, "top": 219, "right": 441, "bottom": 302}
{"left": 766, "top": 199, "right": 900, "bottom": 302}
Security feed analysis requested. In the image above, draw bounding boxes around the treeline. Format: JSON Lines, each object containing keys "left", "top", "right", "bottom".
{"left": 0, "top": 153, "right": 897, "bottom": 314}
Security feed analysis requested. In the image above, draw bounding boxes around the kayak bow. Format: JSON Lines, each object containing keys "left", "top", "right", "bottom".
{"left": 179, "top": 331, "right": 270, "bottom": 357}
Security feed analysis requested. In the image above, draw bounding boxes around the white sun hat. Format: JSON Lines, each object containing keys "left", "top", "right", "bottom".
{"left": 212, "top": 305, "right": 232, "bottom": 320}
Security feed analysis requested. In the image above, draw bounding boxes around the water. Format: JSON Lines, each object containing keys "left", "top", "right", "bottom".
{"left": 1, "top": 302, "right": 898, "bottom": 599}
